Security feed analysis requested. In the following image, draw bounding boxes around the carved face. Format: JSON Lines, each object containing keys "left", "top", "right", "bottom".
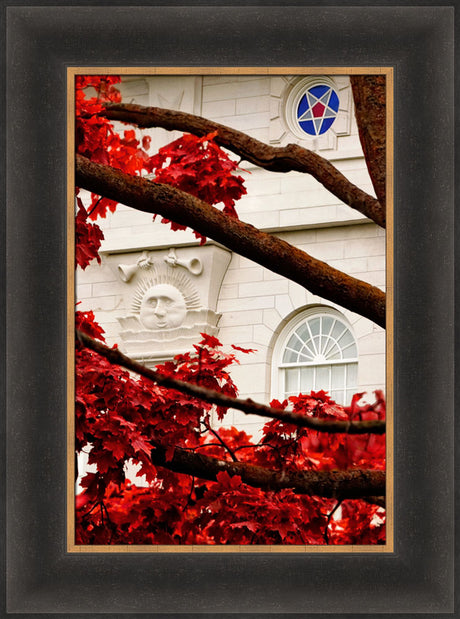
{"left": 139, "top": 284, "right": 187, "bottom": 330}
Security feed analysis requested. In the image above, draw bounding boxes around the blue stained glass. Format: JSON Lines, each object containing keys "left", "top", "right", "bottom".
{"left": 309, "top": 84, "right": 330, "bottom": 98}
{"left": 318, "top": 117, "right": 336, "bottom": 134}
{"left": 295, "top": 84, "right": 340, "bottom": 137}
{"left": 329, "top": 90, "right": 340, "bottom": 112}
{"left": 299, "top": 120, "right": 316, "bottom": 135}
{"left": 297, "top": 94, "right": 310, "bottom": 117}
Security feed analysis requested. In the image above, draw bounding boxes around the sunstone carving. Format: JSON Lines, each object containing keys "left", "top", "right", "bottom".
{"left": 106, "top": 245, "right": 231, "bottom": 364}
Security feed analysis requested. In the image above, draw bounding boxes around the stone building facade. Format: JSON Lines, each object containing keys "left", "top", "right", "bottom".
{"left": 76, "top": 73, "right": 386, "bottom": 439}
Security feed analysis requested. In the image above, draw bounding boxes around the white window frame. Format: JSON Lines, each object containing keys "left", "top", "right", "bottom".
{"left": 271, "top": 306, "right": 358, "bottom": 405}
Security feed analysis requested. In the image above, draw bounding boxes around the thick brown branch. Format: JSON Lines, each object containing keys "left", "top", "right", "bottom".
{"left": 77, "top": 330, "right": 386, "bottom": 435}
{"left": 151, "top": 444, "right": 386, "bottom": 501}
{"left": 76, "top": 155, "right": 386, "bottom": 327}
{"left": 350, "top": 76, "right": 386, "bottom": 207}
{"left": 101, "top": 102, "right": 385, "bottom": 228}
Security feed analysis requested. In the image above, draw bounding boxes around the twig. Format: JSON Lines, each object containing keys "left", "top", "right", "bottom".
{"left": 324, "top": 499, "right": 343, "bottom": 544}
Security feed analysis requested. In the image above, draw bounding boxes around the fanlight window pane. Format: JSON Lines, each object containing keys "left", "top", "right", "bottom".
{"left": 342, "top": 342, "right": 358, "bottom": 359}
{"left": 331, "top": 321, "right": 347, "bottom": 340}
{"left": 322, "top": 316, "right": 334, "bottom": 335}
{"left": 309, "top": 317, "right": 321, "bottom": 337}
{"left": 287, "top": 333, "right": 304, "bottom": 352}
{"left": 296, "top": 323, "right": 311, "bottom": 342}
{"left": 283, "top": 348, "right": 299, "bottom": 363}
{"left": 337, "top": 330, "right": 354, "bottom": 349}
{"left": 326, "top": 346, "right": 342, "bottom": 360}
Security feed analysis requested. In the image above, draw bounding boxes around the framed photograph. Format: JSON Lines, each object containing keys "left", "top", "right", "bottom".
{"left": 69, "top": 66, "right": 391, "bottom": 554}
{"left": 4, "top": 3, "right": 454, "bottom": 615}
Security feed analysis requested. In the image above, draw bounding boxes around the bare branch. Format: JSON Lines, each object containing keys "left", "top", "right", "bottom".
{"left": 77, "top": 329, "right": 386, "bottom": 435}
{"left": 76, "top": 155, "right": 386, "bottom": 327}
{"left": 101, "top": 102, "right": 385, "bottom": 228}
{"left": 151, "top": 443, "right": 386, "bottom": 501}
{"left": 351, "top": 75, "right": 386, "bottom": 207}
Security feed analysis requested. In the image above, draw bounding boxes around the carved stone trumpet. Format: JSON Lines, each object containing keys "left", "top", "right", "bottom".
{"left": 164, "top": 248, "right": 203, "bottom": 276}
{"left": 118, "top": 251, "right": 154, "bottom": 282}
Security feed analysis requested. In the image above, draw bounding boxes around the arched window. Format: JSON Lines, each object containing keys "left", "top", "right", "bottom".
{"left": 274, "top": 308, "right": 358, "bottom": 405}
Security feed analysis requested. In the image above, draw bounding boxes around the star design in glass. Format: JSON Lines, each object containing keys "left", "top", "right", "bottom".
{"left": 296, "top": 85, "right": 340, "bottom": 136}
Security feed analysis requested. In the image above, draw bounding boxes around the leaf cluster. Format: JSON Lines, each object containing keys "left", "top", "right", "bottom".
{"left": 76, "top": 311, "right": 385, "bottom": 545}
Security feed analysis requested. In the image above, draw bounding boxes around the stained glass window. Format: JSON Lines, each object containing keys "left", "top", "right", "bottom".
{"left": 296, "top": 84, "right": 340, "bottom": 136}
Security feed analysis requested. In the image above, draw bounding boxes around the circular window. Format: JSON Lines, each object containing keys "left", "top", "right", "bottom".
{"left": 284, "top": 77, "right": 340, "bottom": 139}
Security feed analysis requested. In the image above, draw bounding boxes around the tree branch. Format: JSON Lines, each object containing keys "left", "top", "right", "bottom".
{"left": 75, "top": 155, "right": 386, "bottom": 328}
{"left": 150, "top": 443, "right": 386, "bottom": 501}
{"left": 350, "top": 75, "right": 387, "bottom": 208}
{"left": 77, "top": 330, "right": 386, "bottom": 435}
{"left": 101, "top": 102, "right": 385, "bottom": 228}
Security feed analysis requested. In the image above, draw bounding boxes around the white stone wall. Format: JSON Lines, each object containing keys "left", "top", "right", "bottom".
{"left": 76, "top": 73, "right": 386, "bottom": 441}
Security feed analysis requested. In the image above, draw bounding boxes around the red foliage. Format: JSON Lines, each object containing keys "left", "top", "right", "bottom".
{"left": 75, "top": 198, "right": 104, "bottom": 270}
{"left": 74, "top": 76, "right": 247, "bottom": 267}
{"left": 149, "top": 131, "right": 247, "bottom": 243}
{"left": 76, "top": 312, "right": 385, "bottom": 546}
{"left": 74, "top": 75, "right": 385, "bottom": 546}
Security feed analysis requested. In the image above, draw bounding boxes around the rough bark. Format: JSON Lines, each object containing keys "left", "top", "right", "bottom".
{"left": 151, "top": 444, "right": 386, "bottom": 501}
{"left": 101, "top": 102, "right": 386, "bottom": 228}
{"left": 350, "top": 75, "right": 387, "bottom": 207}
{"left": 76, "top": 155, "right": 386, "bottom": 327}
{"left": 77, "top": 330, "right": 386, "bottom": 435}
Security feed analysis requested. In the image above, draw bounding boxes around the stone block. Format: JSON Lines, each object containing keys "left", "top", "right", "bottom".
{"left": 76, "top": 263, "right": 117, "bottom": 285}
{"left": 262, "top": 308, "right": 283, "bottom": 331}
{"left": 276, "top": 229, "right": 318, "bottom": 246}
{"left": 239, "top": 279, "right": 289, "bottom": 298}
{"left": 218, "top": 325, "right": 254, "bottom": 344}
{"left": 288, "top": 281, "right": 308, "bottom": 309}
{"left": 253, "top": 324, "right": 276, "bottom": 346}
{"left": 310, "top": 242, "right": 345, "bottom": 261}
{"left": 217, "top": 295, "right": 275, "bottom": 312}
{"left": 76, "top": 283, "right": 92, "bottom": 299}
{"left": 353, "top": 271, "right": 386, "bottom": 287}
{"left": 344, "top": 237, "right": 385, "bottom": 259}
{"left": 229, "top": 363, "right": 269, "bottom": 396}
{"left": 236, "top": 96, "right": 270, "bottom": 115}
{"left": 202, "top": 99, "right": 236, "bottom": 118}
{"left": 367, "top": 255, "right": 386, "bottom": 271}
{"left": 275, "top": 294, "right": 294, "bottom": 317}
{"left": 216, "top": 111, "right": 270, "bottom": 132}
{"left": 90, "top": 295, "right": 122, "bottom": 312}
{"left": 218, "top": 309, "right": 263, "bottom": 327}
{"left": 92, "top": 281, "right": 120, "bottom": 297}
{"left": 316, "top": 223, "right": 377, "bottom": 242}
{"left": 203, "top": 78, "right": 270, "bottom": 102}
{"left": 328, "top": 257, "right": 368, "bottom": 274}
{"left": 242, "top": 175, "right": 282, "bottom": 197}
{"left": 224, "top": 267, "right": 264, "bottom": 285}
{"left": 218, "top": 284, "right": 238, "bottom": 300}
{"left": 357, "top": 331, "right": 386, "bottom": 355}
{"left": 357, "top": 353, "right": 385, "bottom": 386}
{"left": 280, "top": 205, "right": 338, "bottom": 227}
{"left": 242, "top": 210, "right": 280, "bottom": 231}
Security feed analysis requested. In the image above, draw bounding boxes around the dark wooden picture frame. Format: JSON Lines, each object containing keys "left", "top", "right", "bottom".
{"left": 4, "top": 3, "right": 455, "bottom": 615}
